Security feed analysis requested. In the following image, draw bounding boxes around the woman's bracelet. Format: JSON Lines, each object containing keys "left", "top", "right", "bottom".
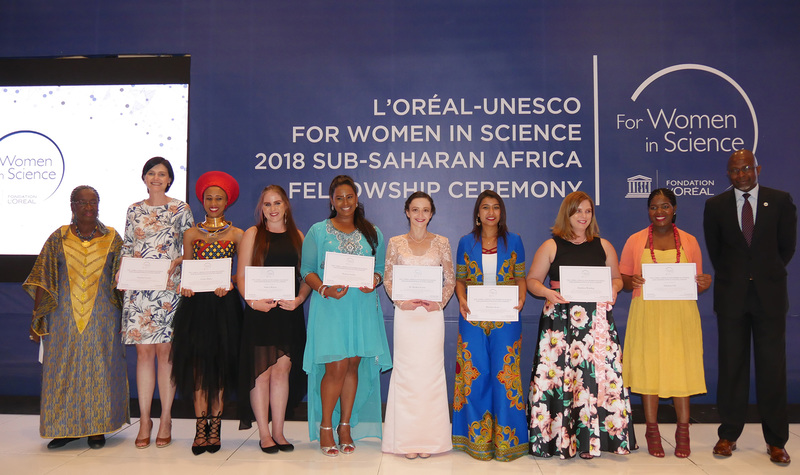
{"left": 318, "top": 283, "right": 328, "bottom": 298}
{"left": 373, "top": 272, "right": 382, "bottom": 286}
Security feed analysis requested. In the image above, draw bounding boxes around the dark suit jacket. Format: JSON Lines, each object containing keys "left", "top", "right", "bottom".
{"left": 703, "top": 186, "right": 796, "bottom": 319}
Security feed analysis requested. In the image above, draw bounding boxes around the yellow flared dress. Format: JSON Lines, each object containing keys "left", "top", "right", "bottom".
{"left": 622, "top": 248, "right": 706, "bottom": 397}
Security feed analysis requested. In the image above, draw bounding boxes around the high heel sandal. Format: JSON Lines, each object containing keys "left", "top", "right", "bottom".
{"left": 675, "top": 422, "right": 691, "bottom": 458}
{"left": 155, "top": 419, "right": 172, "bottom": 448}
{"left": 645, "top": 422, "right": 665, "bottom": 458}
{"left": 319, "top": 426, "right": 339, "bottom": 457}
{"left": 337, "top": 422, "right": 355, "bottom": 454}
{"left": 135, "top": 418, "right": 153, "bottom": 449}
{"left": 206, "top": 413, "right": 222, "bottom": 454}
{"left": 191, "top": 414, "right": 208, "bottom": 456}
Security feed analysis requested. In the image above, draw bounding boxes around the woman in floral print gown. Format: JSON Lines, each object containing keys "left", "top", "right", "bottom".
{"left": 527, "top": 191, "right": 636, "bottom": 459}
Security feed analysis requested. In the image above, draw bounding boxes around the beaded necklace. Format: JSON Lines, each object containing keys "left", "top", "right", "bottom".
{"left": 648, "top": 223, "right": 681, "bottom": 263}
{"left": 74, "top": 224, "right": 98, "bottom": 248}
{"left": 197, "top": 218, "right": 231, "bottom": 237}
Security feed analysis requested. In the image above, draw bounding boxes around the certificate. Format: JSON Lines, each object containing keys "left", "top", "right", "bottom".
{"left": 322, "top": 252, "right": 375, "bottom": 288}
{"left": 118, "top": 257, "right": 171, "bottom": 291}
{"left": 180, "top": 258, "right": 232, "bottom": 293}
{"left": 466, "top": 285, "right": 519, "bottom": 322}
{"left": 642, "top": 263, "right": 698, "bottom": 301}
{"left": 391, "top": 265, "right": 443, "bottom": 301}
{"left": 244, "top": 266, "right": 295, "bottom": 300}
{"left": 559, "top": 266, "right": 612, "bottom": 302}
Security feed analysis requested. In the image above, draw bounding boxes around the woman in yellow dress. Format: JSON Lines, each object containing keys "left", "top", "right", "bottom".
{"left": 620, "top": 188, "right": 711, "bottom": 458}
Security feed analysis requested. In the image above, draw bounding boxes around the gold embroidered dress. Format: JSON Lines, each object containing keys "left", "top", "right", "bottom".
{"left": 24, "top": 225, "right": 129, "bottom": 438}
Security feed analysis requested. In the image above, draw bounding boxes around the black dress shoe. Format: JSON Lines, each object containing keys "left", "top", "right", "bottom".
{"left": 87, "top": 435, "right": 106, "bottom": 449}
{"left": 47, "top": 437, "right": 79, "bottom": 449}
{"left": 259, "top": 441, "right": 279, "bottom": 454}
{"left": 276, "top": 442, "right": 294, "bottom": 452}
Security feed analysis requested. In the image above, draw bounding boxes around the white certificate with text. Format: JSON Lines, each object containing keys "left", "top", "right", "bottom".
{"left": 180, "top": 258, "right": 232, "bottom": 293}
{"left": 467, "top": 285, "right": 519, "bottom": 322}
{"left": 391, "top": 265, "right": 443, "bottom": 301}
{"left": 642, "top": 263, "right": 698, "bottom": 301}
{"left": 118, "top": 257, "right": 171, "bottom": 291}
{"left": 559, "top": 266, "right": 612, "bottom": 302}
{"left": 244, "top": 266, "right": 295, "bottom": 300}
{"left": 322, "top": 252, "right": 375, "bottom": 288}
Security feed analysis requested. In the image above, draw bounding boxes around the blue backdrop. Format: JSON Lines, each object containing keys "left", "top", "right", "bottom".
{"left": 1, "top": 1, "right": 798, "bottom": 408}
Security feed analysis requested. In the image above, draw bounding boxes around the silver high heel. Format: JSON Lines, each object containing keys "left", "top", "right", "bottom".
{"left": 319, "top": 426, "right": 339, "bottom": 457}
{"left": 337, "top": 422, "right": 355, "bottom": 454}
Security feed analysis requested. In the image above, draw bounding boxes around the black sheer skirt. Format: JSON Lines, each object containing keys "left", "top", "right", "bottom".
{"left": 170, "top": 291, "right": 243, "bottom": 401}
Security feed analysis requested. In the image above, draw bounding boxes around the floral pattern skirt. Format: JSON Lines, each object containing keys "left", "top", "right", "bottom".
{"left": 528, "top": 300, "right": 636, "bottom": 458}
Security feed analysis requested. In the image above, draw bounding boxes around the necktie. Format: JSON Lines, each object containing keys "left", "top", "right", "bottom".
{"left": 742, "top": 192, "right": 754, "bottom": 246}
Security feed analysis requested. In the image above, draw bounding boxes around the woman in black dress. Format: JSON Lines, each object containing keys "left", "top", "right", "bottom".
{"left": 171, "top": 171, "right": 243, "bottom": 455}
{"left": 237, "top": 185, "right": 310, "bottom": 453}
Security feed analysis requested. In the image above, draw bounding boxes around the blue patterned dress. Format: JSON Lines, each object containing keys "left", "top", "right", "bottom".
{"left": 452, "top": 232, "right": 528, "bottom": 461}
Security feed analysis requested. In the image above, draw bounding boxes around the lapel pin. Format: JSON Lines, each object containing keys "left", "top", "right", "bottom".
{"left": 763, "top": 202, "right": 769, "bottom": 207}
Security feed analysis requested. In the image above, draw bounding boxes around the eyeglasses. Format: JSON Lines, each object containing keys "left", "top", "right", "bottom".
{"left": 728, "top": 166, "right": 755, "bottom": 175}
{"left": 72, "top": 200, "right": 99, "bottom": 207}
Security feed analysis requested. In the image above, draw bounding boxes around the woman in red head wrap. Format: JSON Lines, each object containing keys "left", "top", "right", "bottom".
{"left": 170, "top": 171, "right": 244, "bottom": 455}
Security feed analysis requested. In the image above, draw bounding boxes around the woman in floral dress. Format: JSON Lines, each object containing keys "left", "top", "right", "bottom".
{"left": 527, "top": 191, "right": 635, "bottom": 459}
{"left": 120, "top": 157, "right": 193, "bottom": 448}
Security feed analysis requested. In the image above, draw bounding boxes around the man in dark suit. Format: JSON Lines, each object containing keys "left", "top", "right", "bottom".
{"left": 703, "top": 149, "right": 796, "bottom": 464}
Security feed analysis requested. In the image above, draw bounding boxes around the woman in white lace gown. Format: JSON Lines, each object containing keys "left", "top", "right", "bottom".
{"left": 382, "top": 192, "right": 455, "bottom": 459}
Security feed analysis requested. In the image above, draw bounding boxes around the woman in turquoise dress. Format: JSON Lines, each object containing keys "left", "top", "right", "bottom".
{"left": 171, "top": 171, "right": 243, "bottom": 455}
{"left": 301, "top": 175, "right": 391, "bottom": 457}
{"left": 452, "top": 190, "right": 528, "bottom": 461}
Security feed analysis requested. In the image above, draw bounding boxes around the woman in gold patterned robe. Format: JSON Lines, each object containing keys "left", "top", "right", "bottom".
{"left": 24, "top": 186, "right": 129, "bottom": 449}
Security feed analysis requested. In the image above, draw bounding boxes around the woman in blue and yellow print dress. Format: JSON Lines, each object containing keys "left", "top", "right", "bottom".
{"left": 301, "top": 175, "right": 391, "bottom": 457}
{"left": 25, "top": 186, "right": 128, "bottom": 449}
{"left": 171, "top": 171, "right": 243, "bottom": 455}
{"left": 452, "top": 190, "right": 528, "bottom": 462}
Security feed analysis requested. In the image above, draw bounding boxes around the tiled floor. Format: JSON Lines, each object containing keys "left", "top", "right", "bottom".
{"left": 0, "top": 415, "right": 797, "bottom": 474}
